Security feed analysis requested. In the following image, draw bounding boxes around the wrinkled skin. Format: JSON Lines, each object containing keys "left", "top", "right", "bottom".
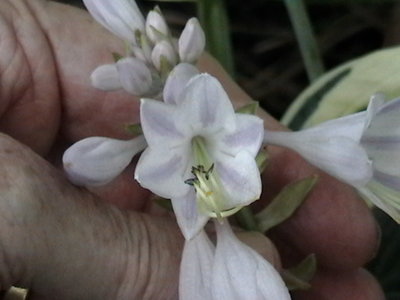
{"left": 0, "top": 1, "right": 384, "bottom": 299}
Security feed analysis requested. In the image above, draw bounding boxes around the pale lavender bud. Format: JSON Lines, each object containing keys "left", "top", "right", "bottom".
{"left": 151, "top": 41, "right": 178, "bottom": 71}
{"left": 83, "top": 0, "right": 145, "bottom": 43}
{"left": 90, "top": 64, "right": 122, "bottom": 91}
{"left": 145, "top": 10, "right": 170, "bottom": 44}
{"left": 116, "top": 57, "right": 152, "bottom": 96}
{"left": 63, "top": 135, "right": 147, "bottom": 186}
{"left": 178, "top": 18, "right": 206, "bottom": 63}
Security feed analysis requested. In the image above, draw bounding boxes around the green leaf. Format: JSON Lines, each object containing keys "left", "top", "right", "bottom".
{"left": 282, "top": 47, "right": 400, "bottom": 130}
{"left": 125, "top": 123, "right": 143, "bottom": 135}
{"left": 112, "top": 52, "right": 124, "bottom": 62}
{"left": 256, "top": 176, "right": 318, "bottom": 232}
{"left": 283, "top": 254, "right": 317, "bottom": 291}
{"left": 235, "top": 101, "right": 259, "bottom": 115}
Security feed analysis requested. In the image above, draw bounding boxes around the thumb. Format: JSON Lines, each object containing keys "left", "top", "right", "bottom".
{"left": 0, "top": 134, "right": 182, "bottom": 300}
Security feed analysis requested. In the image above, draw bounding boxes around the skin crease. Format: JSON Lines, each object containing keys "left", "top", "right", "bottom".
{"left": 0, "top": 0, "right": 385, "bottom": 299}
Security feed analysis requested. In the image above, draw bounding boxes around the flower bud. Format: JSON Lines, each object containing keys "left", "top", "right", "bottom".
{"left": 116, "top": 57, "right": 152, "bottom": 96}
{"left": 179, "top": 18, "right": 206, "bottom": 63}
{"left": 151, "top": 41, "right": 178, "bottom": 71}
{"left": 145, "top": 10, "right": 170, "bottom": 44}
{"left": 90, "top": 64, "right": 122, "bottom": 91}
{"left": 83, "top": 0, "right": 145, "bottom": 43}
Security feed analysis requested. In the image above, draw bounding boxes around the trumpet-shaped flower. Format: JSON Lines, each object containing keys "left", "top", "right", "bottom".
{"left": 264, "top": 94, "right": 400, "bottom": 222}
{"left": 83, "top": 0, "right": 205, "bottom": 97}
{"left": 135, "top": 73, "right": 264, "bottom": 239}
{"left": 179, "top": 221, "right": 291, "bottom": 300}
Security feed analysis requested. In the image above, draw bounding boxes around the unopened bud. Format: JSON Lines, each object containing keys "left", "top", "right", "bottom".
{"left": 178, "top": 18, "right": 205, "bottom": 63}
{"left": 145, "top": 10, "right": 170, "bottom": 44}
{"left": 151, "top": 40, "right": 178, "bottom": 71}
{"left": 116, "top": 57, "right": 152, "bottom": 96}
{"left": 90, "top": 63, "right": 122, "bottom": 91}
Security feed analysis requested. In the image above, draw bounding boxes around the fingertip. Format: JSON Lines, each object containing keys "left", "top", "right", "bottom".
{"left": 264, "top": 149, "right": 380, "bottom": 269}
{"left": 292, "top": 268, "right": 385, "bottom": 300}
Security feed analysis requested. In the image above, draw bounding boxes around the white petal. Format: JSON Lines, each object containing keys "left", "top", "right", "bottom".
{"left": 178, "top": 18, "right": 206, "bottom": 63}
{"left": 216, "top": 114, "right": 264, "bottom": 157}
{"left": 63, "top": 135, "right": 146, "bottom": 186}
{"left": 163, "top": 63, "right": 199, "bottom": 105}
{"left": 364, "top": 93, "right": 386, "bottom": 129}
{"left": 83, "top": 0, "right": 145, "bottom": 42}
{"left": 140, "top": 98, "right": 187, "bottom": 149}
{"left": 179, "top": 74, "right": 236, "bottom": 135}
{"left": 179, "top": 230, "right": 214, "bottom": 300}
{"left": 116, "top": 57, "right": 152, "bottom": 96}
{"left": 134, "top": 147, "right": 190, "bottom": 198}
{"left": 265, "top": 131, "right": 373, "bottom": 187}
{"left": 215, "top": 151, "right": 262, "bottom": 208}
{"left": 145, "top": 10, "right": 170, "bottom": 44}
{"left": 171, "top": 190, "right": 209, "bottom": 240}
{"left": 90, "top": 64, "right": 121, "bottom": 91}
{"left": 212, "top": 221, "right": 290, "bottom": 300}
{"left": 151, "top": 41, "right": 178, "bottom": 71}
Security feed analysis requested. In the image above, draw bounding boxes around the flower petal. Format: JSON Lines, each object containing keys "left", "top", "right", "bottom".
{"left": 171, "top": 190, "right": 209, "bottom": 240}
{"left": 140, "top": 98, "right": 187, "bottom": 149}
{"left": 63, "top": 135, "right": 146, "bottom": 186}
{"left": 151, "top": 41, "right": 178, "bottom": 71}
{"left": 179, "top": 230, "right": 214, "bottom": 300}
{"left": 216, "top": 114, "right": 264, "bottom": 157}
{"left": 215, "top": 151, "right": 262, "bottom": 208}
{"left": 179, "top": 74, "right": 236, "bottom": 134}
{"left": 83, "top": 0, "right": 145, "bottom": 42}
{"left": 145, "top": 9, "right": 170, "bottom": 44}
{"left": 163, "top": 63, "right": 199, "bottom": 105}
{"left": 212, "top": 221, "right": 290, "bottom": 300}
{"left": 134, "top": 147, "right": 190, "bottom": 198}
{"left": 90, "top": 64, "right": 121, "bottom": 91}
{"left": 116, "top": 57, "right": 152, "bottom": 96}
{"left": 265, "top": 131, "right": 373, "bottom": 187}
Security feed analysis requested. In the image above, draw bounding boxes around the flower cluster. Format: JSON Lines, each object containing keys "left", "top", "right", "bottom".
{"left": 64, "top": 1, "right": 292, "bottom": 298}
{"left": 83, "top": 0, "right": 205, "bottom": 97}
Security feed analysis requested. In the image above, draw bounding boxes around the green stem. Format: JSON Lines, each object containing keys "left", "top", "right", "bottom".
{"left": 284, "top": 0, "right": 324, "bottom": 82}
{"left": 197, "top": 0, "right": 235, "bottom": 75}
{"left": 236, "top": 206, "right": 260, "bottom": 232}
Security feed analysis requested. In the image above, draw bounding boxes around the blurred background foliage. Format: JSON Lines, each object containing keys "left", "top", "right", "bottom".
{"left": 57, "top": 0, "right": 400, "bottom": 298}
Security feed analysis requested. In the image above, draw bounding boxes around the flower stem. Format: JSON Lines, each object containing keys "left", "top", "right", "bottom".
{"left": 284, "top": 0, "right": 324, "bottom": 82}
{"left": 197, "top": 0, "right": 235, "bottom": 75}
{"left": 236, "top": 206, "right": 260, "bottom": 232}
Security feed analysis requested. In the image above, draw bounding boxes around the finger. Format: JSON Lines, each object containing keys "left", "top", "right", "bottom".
{"left": 293, "top": 268, "right": 384, "bottom": 300}
{"left": 0, "top": 134, "right": 182, "bottom": 299}
{"left": 201, "top": 58, "right": 380, "bottom": 270}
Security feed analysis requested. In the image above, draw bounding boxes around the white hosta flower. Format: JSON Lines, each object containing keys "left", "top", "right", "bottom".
{"left": 151, "top": 40, "right": 178, "bottom": 71}
{"left": 135, "top": 74, "right": 263, "bottom": 239}
{"left": 179, "top": 222, "right": 291, "bottom": 300}
{"left": 116, "top": 57, "right": 153, "bottom": 95}
{"left": 83, "top": 0, "right": 145, "bottom": 43}
{"left": 63, "top": 135, "right": 147, "bottom": 186}
{"left": 178, "top": 18, "right": 206, "bottom": 64}
{"left": 264, "top": 94, "right": 400, "bottom": 222}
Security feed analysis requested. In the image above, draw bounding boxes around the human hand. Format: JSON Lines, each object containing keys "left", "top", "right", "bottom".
{"left": 0, "top": 0, "right": 384, "bottom": 299}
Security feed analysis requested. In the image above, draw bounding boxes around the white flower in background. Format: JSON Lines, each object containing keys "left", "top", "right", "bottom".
{"left": 179, "top": 221, "right": 291, "bottom": 300}
{"left": 263, "top": 94, "right": 400, "bottom": 222}
{"left": 135, "top": 73, "right": 264, "bottom": 239}
{"left": 63, "top": 135, "right": 147, "bottom": 186}
{"left": 84, "top": 0, "right": 205, "bottom": 97}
